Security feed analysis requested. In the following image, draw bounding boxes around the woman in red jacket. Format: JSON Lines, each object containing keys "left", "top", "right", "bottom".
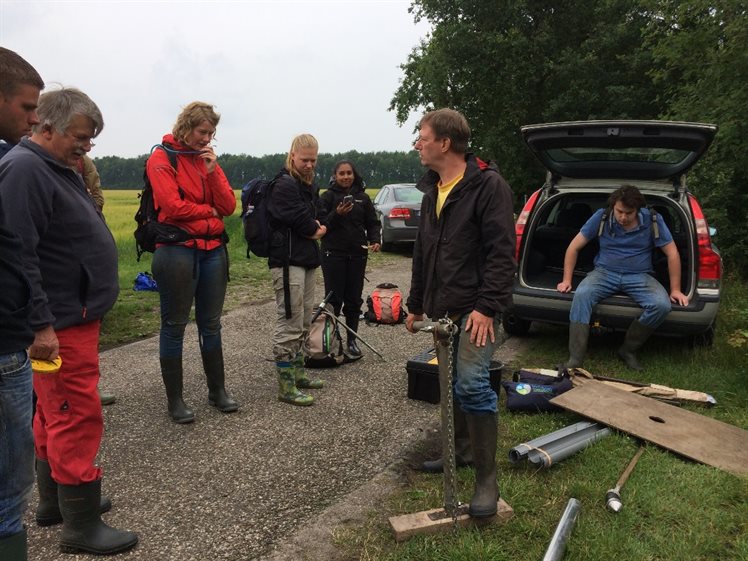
{"left": 146, "top": 102, "right": 238, "bottom": 423}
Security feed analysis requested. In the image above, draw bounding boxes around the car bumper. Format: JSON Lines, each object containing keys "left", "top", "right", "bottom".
{"left": 382, "top": 221, "right": 419, "bottom": 243}
{"left": 509, "top": 285, "right": 719, "bottom": 336}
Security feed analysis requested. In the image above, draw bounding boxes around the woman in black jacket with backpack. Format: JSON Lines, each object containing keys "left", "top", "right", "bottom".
{"left": 319, "top": 160, "right": 381, "bottom": 358}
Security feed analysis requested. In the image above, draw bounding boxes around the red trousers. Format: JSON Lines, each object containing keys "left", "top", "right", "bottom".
{"left": 33, "top": 320, "right": 103, "bottom": 485}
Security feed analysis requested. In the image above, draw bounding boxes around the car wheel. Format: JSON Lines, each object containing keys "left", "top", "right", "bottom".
{"left": 502, "top": 312, "right": 532, "bottom": 336}
{"left": 689, "top": 323, "right": 715, "bottom": 348}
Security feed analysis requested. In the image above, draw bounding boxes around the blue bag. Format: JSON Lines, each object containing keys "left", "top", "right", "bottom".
{"left": 133, "top": 271, "right": 158, "bottom": 291}
{"left": 502, "top": 369, "right": 573, "bottom": 412}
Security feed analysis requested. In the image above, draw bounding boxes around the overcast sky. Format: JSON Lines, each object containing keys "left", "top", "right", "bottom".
{"left": 0, "top": 0, "right": 431, "bottom": 158}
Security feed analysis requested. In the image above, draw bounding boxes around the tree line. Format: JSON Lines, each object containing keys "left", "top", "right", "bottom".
{"left": 94, "top": 150, "right": 424, "bottom": 190}
{"left": 390, "top": 0, "right": 747, "bottom": 276}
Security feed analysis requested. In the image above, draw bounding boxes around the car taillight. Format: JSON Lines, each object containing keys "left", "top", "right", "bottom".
{"left": 514, "top": 189, "right": 541, "bottom": 261}
{"left": 688, "top": 194, "right": 721, "bottom": 289}
{"left": 388, "top": 208, "right": 411, "bottom": 219}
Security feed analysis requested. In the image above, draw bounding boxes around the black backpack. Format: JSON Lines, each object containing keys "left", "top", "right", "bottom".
{"left": 240, "top": 176, "right": 274, "bottom": 258}
{"left": 134, "top": 145, "right": 190, "bottom": 260}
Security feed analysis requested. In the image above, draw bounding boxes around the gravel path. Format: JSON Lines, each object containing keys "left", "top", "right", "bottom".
{"left": 25, "top": 258, "right": 524, "bottom": 561}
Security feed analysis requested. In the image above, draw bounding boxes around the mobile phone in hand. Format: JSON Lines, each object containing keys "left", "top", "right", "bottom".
{"left": 343, "top": 195, "right": 353, "bottom": 204}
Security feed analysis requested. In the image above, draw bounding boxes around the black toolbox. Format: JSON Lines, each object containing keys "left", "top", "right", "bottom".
{"left": 406, "top": 347, "right": 504, "bottom": 404}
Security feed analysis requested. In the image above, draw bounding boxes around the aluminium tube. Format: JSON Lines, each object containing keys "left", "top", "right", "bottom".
{"left": 542, "top": 498, "right": 581, "bottom": 561}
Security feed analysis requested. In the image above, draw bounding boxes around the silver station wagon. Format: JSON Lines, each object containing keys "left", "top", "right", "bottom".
{"left": 503, "top": 120, "right": 721, "bottom": 346}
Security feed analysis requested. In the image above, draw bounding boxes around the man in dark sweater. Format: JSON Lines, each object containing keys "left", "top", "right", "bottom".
{"left": 0, "top": 46, "right": 43, "bottom": 561}
{"left": 0, "top": 87, "right": 137, "bottom": 555}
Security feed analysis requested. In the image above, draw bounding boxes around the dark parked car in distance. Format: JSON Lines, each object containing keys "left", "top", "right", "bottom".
{"left": 504, "top": 120, "right": 721, "bottom": 346}
{"left": 373, "top": 183, "right": 424, "bottom": 250}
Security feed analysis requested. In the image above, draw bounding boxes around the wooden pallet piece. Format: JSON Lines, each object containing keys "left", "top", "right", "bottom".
{"left": 550, "top": 380, "right": 748, "bottom": 476}
{"left": 389, "top": 499, "right": 513, "bottom": 542}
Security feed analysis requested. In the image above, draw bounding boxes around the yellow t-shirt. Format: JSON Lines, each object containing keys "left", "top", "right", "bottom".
{"left": 436, "top": 173, "right": 464, "bottom": 218}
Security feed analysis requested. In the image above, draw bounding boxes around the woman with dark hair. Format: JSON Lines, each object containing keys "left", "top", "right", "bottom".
{"left": 146, "top": 101, "right": 238, "bottom": 423}
{"left": 319, "top": 160, "right": 381, "bottom": 358}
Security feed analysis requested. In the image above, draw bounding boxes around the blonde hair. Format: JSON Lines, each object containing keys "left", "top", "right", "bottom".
{"left": 172, "top": 101, "right": 220, "bottom": 144}
{"left": 285, "top": 133, "right": 318, "bottom": 183}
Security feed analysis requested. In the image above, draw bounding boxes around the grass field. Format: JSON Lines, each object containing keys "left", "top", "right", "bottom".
{"left": 101, "top": 189, "right": 747, "bottom": 559}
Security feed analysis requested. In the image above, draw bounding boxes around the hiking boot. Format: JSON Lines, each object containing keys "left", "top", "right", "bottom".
{"left": 292, "top": 353, "right": 323, "bottom": 390}
{"left": 0, "top": 527, "right": 27, "bottom": 561}
{"left": 35, "top": 458, "right": 111, "bottom": 527}
{"left": 617, "top": 320, "right": 656, "bottom": 371}
{"left": 466, "top": 413, "right": 499, "bottom": 518}
{"left": 160, "top": 357, "right": 195, "bottom": 424}
{"left": 566, "top": 322, "right": 590, "bottom": 368}
{"left": 277, "top": 363, "right": 314, "bottom": 406}
{"left": 58, "top": 480, "right": 138, "bottom": 555}
{"left": 201, "top": 347, "right": 240, "bottom": 412}
{"left": 419, "top": 406, "right": 473, "bottom": 472}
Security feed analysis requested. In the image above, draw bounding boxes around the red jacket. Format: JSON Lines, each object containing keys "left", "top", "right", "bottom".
{"left": 146, "top": 134, "right": 236, "bottom": 251}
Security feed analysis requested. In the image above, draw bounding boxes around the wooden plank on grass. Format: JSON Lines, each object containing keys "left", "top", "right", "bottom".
{"left": 550, "top": 381, "right": 748, "bottom": 476}
{"left": 389, "top": 499, "right": 513, "bottom": 542}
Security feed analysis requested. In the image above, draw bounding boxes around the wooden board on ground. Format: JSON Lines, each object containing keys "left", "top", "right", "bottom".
{"left": 389, "top": 499, "right": 513, "bottom": 542}
{"left": 550, "top": 381, "right": 748, "bottom": 476}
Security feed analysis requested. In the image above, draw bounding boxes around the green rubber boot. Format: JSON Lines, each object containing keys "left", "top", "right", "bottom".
{"left": 617, "top": 320, "right": 656, "bottom": 371}
{"left": 292, "top": 353, "right": 323, "bottom": 389}
{"left": 566, "top": 322, "right": 590, "bottom": 369}
{"left": 277, "top": 362, "right": 314, "bottom": 406}
{"left": 35, "top": 458, "right": 111, "bottom": 527}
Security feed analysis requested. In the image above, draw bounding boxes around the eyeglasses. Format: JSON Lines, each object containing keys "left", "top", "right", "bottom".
{"left": 64, "top": 130, "right": 96, "bottom": 148}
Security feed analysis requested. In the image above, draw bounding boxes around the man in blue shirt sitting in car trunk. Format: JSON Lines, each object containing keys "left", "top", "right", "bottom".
{"left": 557, "top": 184, "right": 689, "bottom": 371}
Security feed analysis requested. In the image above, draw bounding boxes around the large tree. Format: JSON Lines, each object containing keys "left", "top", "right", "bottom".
{"left": 643, "top": 0, "right": 748, "bottom": 275}
{"left": 391, "top": 0, "right": 747, "bottom": 275}
{"left": 391, "top": 0, "right": 663, "bottom": 197}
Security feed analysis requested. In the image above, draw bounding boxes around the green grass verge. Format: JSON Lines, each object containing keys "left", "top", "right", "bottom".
{"left": 333, "top": 274, "right": 748, "bottom": 560}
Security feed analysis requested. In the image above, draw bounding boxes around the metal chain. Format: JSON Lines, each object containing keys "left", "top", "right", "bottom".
{"left": 439, "top": 317, "right": 460, "bottom": 526}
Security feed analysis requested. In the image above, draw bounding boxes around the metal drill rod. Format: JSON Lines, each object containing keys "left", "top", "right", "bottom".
{"left": 606, "top": 444, "right": 645, "bottom": 513}
{"left": 542, "top": 498, "right": 581, "bottom": 561}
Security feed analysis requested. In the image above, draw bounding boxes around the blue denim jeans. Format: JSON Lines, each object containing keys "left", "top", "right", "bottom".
{"left": 152, "top": 245, "right": 228, "bottom": 358}
{"left": 451, "top": 315, "right": 501, "bottom": 415}
{"left": 570, "top": 267, "right": 671, "bottom": 328}
{"left": 0, "top": 350, "right": 33, "bottom": 537}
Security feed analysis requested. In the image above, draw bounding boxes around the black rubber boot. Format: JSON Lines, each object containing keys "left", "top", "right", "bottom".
{"left": 201, "top": 347, "right": 239, "bottom": 413}
{"left": 35, "top": 458, "right": 111, "bottom": 527}
{"left": 566, "top": 322, "right": 590, "bottom": 368}
{"left": 0, "top": 527, "right": 26, "bottom": 561}
{"left": 617, "top": 320, "right": 656, "bottom": 371}
{"left": 465, "top": 413, "right": 499, "bottom": 518}
{"left": 58, "top": 480, "right": 138, "bottom": 555}
{"left": 160, "top": 357, "right": 195, "bottom": 424}
{"left": 419, "top": 406, "right": 473, "bottom": 472}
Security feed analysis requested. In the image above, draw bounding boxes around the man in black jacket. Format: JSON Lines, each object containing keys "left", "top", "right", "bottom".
{"left": 406, "top": 108, "right": 516, "bottom": 518}
{"left": 0, "top": 87, "right": 137, "bottom": 555}
{"left": 0, "top": 46, "right": 43, "bottom": 561}
{"left": 268, "top": 133, "right": 327, "bottom": 406}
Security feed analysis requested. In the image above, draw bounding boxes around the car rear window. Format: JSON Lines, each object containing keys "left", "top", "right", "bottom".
{"left": 393, "top": 186, "right": 423, "bottom": 203}
{"left": 545, "top": 147, "right": 691, "bottom": 165}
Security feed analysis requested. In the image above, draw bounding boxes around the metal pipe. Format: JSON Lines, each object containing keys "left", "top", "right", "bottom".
{"left": 542, "top": 498, "right": 581, "bottom": 561}
{"left": 509, "top": 421, "right": 611, "bottom": 468}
